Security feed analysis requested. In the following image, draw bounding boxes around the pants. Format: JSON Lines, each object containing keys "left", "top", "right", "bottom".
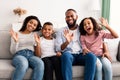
{"left": 95, "top": 57, "right": 112, "bottom": 80}
{"left": 42, "top": 56, "right": 63, "bottom": 80}
{"left": 61, "top": 52, "right": 97, "bottom": 80}
{"left": 12, "top": 49, "right": 44, "bottom": 80}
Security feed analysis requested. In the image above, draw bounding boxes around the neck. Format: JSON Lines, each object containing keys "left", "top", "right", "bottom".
{"left": 44, "top": 36, "right": 53, "bottom": 40}
{"left": 69, "top": 24, "right": 78, "bottom": 30}
{"left": 20, "top": 30, "right": 31, "bottom": 34}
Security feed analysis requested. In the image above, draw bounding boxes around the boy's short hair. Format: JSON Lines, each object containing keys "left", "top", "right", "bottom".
{"left": 43, "top": 22, "right": 53, "bottom": 28}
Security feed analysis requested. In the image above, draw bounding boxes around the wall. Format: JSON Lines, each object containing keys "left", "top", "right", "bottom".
{"left": 0, "top": 0, "right": 101, "bottom": 30}
{"left": 110, "top": 0, "right": 120, "bottom": 36}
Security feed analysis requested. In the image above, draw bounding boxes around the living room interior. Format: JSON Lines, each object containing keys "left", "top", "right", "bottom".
{"left": 0, "top": 0, "right": 120, "bottom": 80}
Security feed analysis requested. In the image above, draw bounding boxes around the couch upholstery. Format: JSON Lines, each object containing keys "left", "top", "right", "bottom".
{"left": 0, "top": 29, "right": 120, "bottom": 80}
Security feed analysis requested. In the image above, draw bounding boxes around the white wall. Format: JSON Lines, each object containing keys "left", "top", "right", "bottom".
{"left": 0, "top": 0, "right": 101, "bottom": 30}
{"left": 110, "top": 0, "right": 120, "bottom": 36}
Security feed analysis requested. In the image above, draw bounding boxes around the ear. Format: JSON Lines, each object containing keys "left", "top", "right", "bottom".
{"left": 52, "top": 30, "right": 55, "bottom": 34}
{"left": 76, "top": 15, "right": 78, "bottom": 20}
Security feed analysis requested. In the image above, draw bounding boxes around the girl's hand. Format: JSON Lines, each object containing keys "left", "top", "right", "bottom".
{"left": 102, "top": 52, "right": 112, "bottom": 62}
{"left": 99, "top": 17, "right": 109, "bottom": 29}
{"left": 83, "top": 48, "right": 90, "bottom": 55}
{"left": 10, "top": 29, "right": 18, "bottom": 42}
{"left": 34, "top": 33, "right": 40, "bottom": 45}
{"left": 63, "top": 29, "right": 73, "bottom": 43}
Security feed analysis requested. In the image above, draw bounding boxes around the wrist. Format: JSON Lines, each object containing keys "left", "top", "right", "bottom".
{"left": 34, "top": 42, "right": 40, "bottom": 46}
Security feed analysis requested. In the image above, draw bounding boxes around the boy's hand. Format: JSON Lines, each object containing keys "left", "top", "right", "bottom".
{"left": 56, "top": 52, "right": 62, "bottom": 57}
{"left": 34, "top": 33, "right": 40, "bottom": 45}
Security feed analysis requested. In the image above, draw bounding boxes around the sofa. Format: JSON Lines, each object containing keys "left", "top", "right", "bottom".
{"left": 0, "top": 26, "right": 120, "bottom": 80}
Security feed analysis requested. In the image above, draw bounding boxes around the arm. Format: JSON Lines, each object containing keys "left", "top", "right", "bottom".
{"left": 34, "top": 33, "right": 41, "bottom": 57}
{"left": 61, "top": 29, "right": 73, "bottom": 50}
{"left": 80, "top": 36, "right": 91, "bottom": 55}
{"left": 10, "top": 29, "right": 19, "bottom": 54}
{"left": 103, "top": 42, "right": 112, "bottom": 62}
{"left": 100, "top": 18, "right": 119, "bottom": 38}
{"left": 10, "top": 38, "right": 19, "bottom": 55}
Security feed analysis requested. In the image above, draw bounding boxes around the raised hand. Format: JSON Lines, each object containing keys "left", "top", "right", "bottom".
{"left": 10, "top": 28, "right": 18, "bottom": 42}
{"left": 34, "top": 33, "right": 40, "bottom": 45}
{"left": 99, "top": 17, "right": 109, "bottom": 28}
{"left": 63, "top": 29, "right": 73, "bottom": 43}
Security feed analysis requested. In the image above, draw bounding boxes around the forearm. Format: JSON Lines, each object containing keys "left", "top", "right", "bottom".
{"left": 61, "top": 40, "right": 69, "bottom": 50}
{"left": 34, "top": 44, "right": 41, "bottom": 57}
{"left": 10, "top": 38, "right": 19, "bottom": 54}
{"left": 106, "top": 25, "right": 119, "bottom": 38}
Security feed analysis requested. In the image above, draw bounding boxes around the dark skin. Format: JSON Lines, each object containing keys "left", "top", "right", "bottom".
{"left": 102, "top": 42, "right": 112, "bottom": 62}
{"left": 61, "top": 10, "right": 78, "bottom": 50}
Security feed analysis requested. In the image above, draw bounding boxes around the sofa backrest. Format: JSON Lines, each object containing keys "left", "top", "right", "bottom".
{"left": 0, "top": 24, "right": 120, "bottom": 61}
{"left": 104, "top": 38, "right": 120, "bottom": 62}
{"left": 0, "top": 30, "right": 13, "bottom": 59}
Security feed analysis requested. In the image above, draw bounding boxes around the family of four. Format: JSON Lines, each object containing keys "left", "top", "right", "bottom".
{"left": 10, "top": 9, "right": 118, "bottom": 80}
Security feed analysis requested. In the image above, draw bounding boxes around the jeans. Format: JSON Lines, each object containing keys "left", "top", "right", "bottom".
{"left": 95, "top": 57, "right": 112, "bottom": 80}
{"left": 12, "top": 49, "right": 44, "bottom": 80}
{"left": 61, "top": 51, "right": 97, "bottom": 80}
{"left": 42, "top": 56, "right": 63, "bottom": 80}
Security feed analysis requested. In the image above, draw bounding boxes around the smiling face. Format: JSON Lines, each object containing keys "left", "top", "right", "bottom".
{"left": 26, "top": 19, "right": 38, "bottom": 32}
{"left": 65, "top": 10, "right": 78, "bottom": 29}
{"left": 83, "top": 18, "right": 94, "bottom": 35}
{"left": 42, "top": 24, "right": 53, "bottom": 39}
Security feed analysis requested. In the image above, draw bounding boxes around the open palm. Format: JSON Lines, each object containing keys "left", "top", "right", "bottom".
{"left": 10, "top": 29, "right": 18, "bottom": 42}
{"left": 34, "top": 33, "right": 40, "bottom": 44}
{"left": 63, "top": 29, "right": 73, "bottom": 43}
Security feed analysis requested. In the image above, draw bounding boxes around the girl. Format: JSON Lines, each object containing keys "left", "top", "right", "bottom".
{"left": 79, "top": 17, "right": 118, "bottom": 80}
{"left": 10, "top": 15, "right": 44, "bottom": 80}
{"left": 36, "top": 22, "right": 63, "bottom": 80}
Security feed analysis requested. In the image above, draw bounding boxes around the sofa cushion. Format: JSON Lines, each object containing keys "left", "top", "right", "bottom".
{"left": 0, "top": 60, "right": 85, "bottom": 79}
{"left": 0, "top": 60, "right": 32, "bottom": 79}
{"left": 104, "top": 38, "right": 120, "bottom": 62}
{"left": 112, "top": 62, "right": 120, "bottom": 76}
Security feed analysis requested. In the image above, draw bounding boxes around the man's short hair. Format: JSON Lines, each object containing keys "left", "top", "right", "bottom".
{"left": 65, "top": 9, "right": 77, "bottom": 14}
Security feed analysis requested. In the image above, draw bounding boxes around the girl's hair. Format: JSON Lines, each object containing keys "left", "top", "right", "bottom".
{"left": 79, "top": 17, "right": 102, "bottom": 36}
{"left": 19, "top": 15, "right": 42, "bottom": 32}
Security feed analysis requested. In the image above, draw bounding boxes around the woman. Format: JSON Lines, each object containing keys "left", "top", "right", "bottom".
{"left": 10, "top": 15, "right": 44, "bottom": 80}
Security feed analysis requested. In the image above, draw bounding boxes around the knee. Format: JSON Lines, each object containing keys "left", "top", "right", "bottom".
{"left": 96, "top": 58, "right": 102, "bottom": 71}
{"left": 86, "top": 52, "right": 97, "bottom": 62}
{"left": 61, "top": 52, "right": 73, "bottom": 62}
{"left": 13, "top": 55, "right": 29, "bottom": 70}
{"left": 31, "top": 57, "right": 44, "bottom": 71}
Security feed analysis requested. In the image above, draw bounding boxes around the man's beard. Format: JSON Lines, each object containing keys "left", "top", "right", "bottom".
{"left": 66, "top": 20, "right": 77, "bottom": 29}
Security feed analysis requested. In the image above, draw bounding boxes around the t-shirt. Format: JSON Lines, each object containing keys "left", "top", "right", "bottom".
{"left": 40, "top": 37, "right": 56, "bottom": 58}
{"left": 10, "top": 32, "right": 36, "bottom": 55}
{"left": 80, "top": 30, "right": 115, "bottom": 56}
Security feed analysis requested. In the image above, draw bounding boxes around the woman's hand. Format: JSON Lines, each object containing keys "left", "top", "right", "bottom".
{"left": 10, "top": 29, "right": 18, "bottom": 42}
